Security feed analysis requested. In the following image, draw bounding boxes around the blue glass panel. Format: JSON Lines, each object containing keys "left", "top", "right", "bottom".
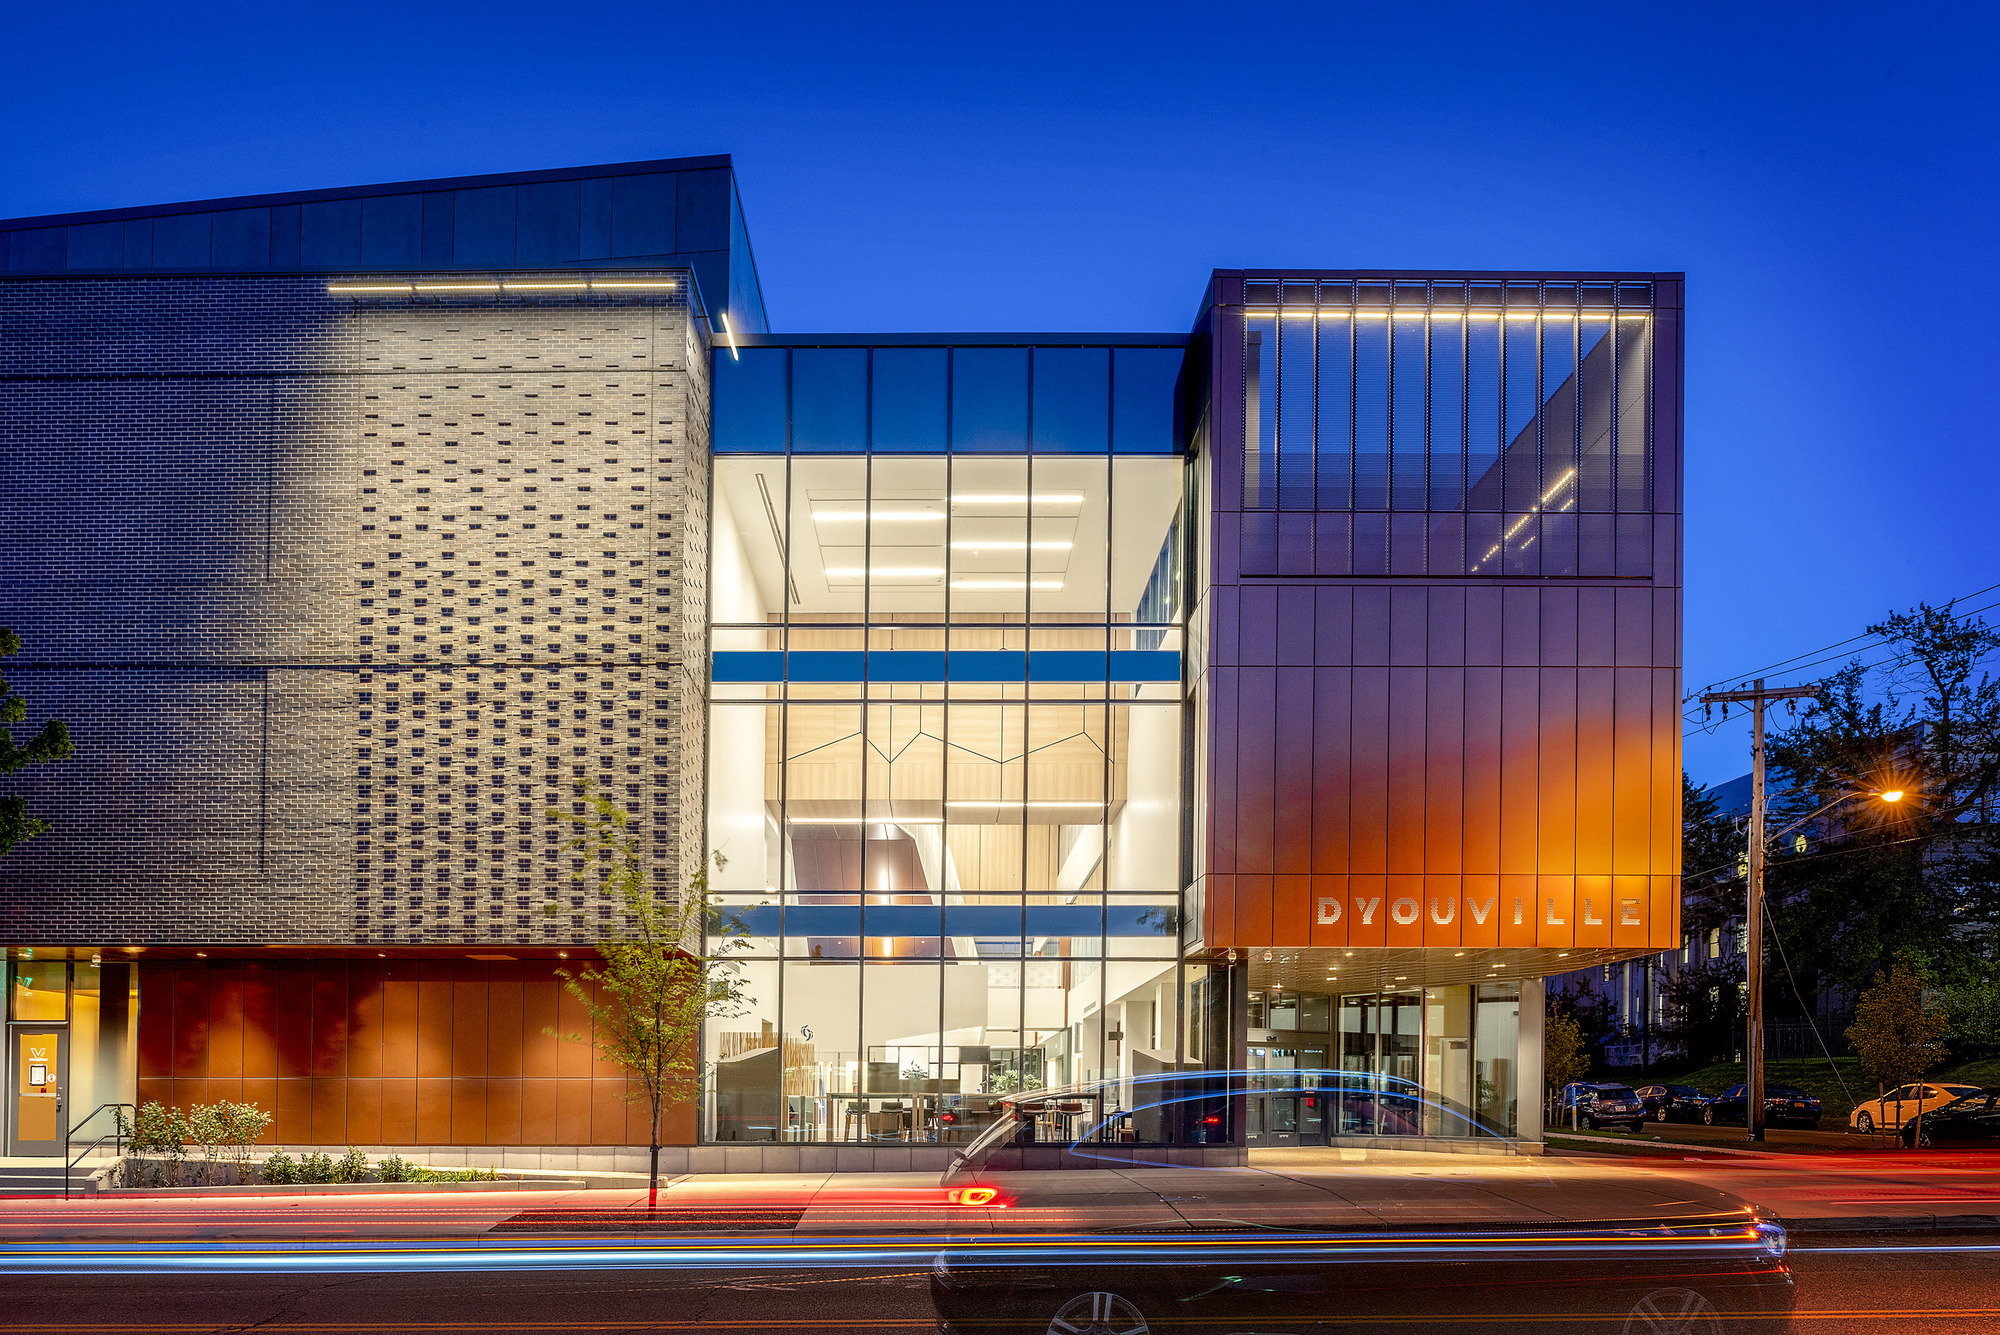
{"left": 713, "top": 347, "right": 787, "bottom": 452}
{"left": 1028, "top": 650, "right": 1108, "bottom": 681}
{"left": 948, "top": 650, "right": 1027, "bottom": 681}
{"left": 1113, "top": 347, "right": 1183, "bottom": 454}
{"left": 792, "top": 348, "right": 867, "bottom": 452}
{"left": 1031, "top": 347, "right": 1109, "bottom": 453}
{"left": 871, "top": 347, "right": 948, "bottom": 452}
{"left": 952, "top": 347, "right": 1029, "bottom": 452}
{"left": 711, "top": 651, "right": 784, "bottom": 682}
{"left": 1107, "top": 650, "right": 1181, "bottom": 682}
{"left": 784, "top": 650, "right": 867, "bottom": 681}
{"left": 866, "top": 650, "right": 948, "bottom": 681}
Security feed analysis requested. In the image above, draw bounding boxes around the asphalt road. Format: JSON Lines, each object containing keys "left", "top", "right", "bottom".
{"left": 0, "top": 1234, "right": 1990, "bottom": 1333}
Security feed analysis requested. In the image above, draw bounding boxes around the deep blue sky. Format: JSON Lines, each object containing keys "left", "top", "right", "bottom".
{"left": 5, "top": 2, "right": 1994, "bottom": 786}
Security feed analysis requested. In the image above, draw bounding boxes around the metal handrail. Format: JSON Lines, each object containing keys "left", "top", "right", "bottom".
{"left": 63, "top": 1102, "right": 134, "bottom": 1201}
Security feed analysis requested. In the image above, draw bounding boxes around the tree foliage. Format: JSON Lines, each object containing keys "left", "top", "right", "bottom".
{"left": 0, "top": 628, "right": 74, "bottom": 856}
{"left": 1763, "top": 602, "right": 2000, "bottom": 997}
{"left": 1845, "top": 952, "right": 1949, "bottom": 1090}
{"left": 1660, "top": 959, "right": 1745, "bottom": 1067}
{"left": 1544, "top": 1008, "right": 1590, "bottom": 1091}
{"left": 1680, "top": 773, "right": 1743, "bottom": 940}
{"left": 545, "top": 783, "right": 752, "bottom": 1199}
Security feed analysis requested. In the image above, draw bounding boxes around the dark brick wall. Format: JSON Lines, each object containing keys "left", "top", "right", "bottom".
{"left": 0, "top": 275, "right": 710, "bottom": 945}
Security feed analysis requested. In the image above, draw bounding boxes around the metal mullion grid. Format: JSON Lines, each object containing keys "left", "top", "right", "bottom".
{"left": 769, "top": 447, "right": 793, "bottom": 1143}
{"left": 1017, "top": 448, "right": 1031, "bottom": 1085}
{"left": 1097, "top": 451, "right": 1115, "bottom": 1086}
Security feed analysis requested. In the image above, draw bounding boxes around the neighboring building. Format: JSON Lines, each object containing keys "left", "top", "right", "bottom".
{"left": 0, "top": 158, "right": 1683, "bottom": 1163}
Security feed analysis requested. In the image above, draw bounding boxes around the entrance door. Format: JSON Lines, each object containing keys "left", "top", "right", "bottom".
{"left": 9, "top": 1028, "right": 66, "bottom": 1157}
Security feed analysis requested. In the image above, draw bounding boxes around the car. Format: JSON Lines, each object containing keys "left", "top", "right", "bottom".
{"left": 1633, "top": 1083, "right": 1706, "bottom": 1124}
{"left": 1849, "top": 1082, "right": 1982, "bottom": 1133}
{"left": 1900, "top": 1087, "right": 2000, "bottom": 1147}
{"left": 1554, "top": 1082, "right": 1648, "bottom": 1131}
{"left": 933, "top": 1213, "right": 1797, "bottom": 1334}
{"left": 1701, "top": 1084, "right": 1822, "bottom": 1128}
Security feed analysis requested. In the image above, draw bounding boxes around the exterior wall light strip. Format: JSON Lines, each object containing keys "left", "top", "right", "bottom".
{"left": 503, "top": 282, "right": 590, "bottom": 291}
{"left": 591, "top": 280, "right": 677, "bottom": 290}
{"left": 718, "top": 311, "right": 741, "bottom": 361}
{"left": 327, "top": 283, "right": 415, "bottom": 293}
{"left": 412, "top": 282, "right": 501, "bottom": 291}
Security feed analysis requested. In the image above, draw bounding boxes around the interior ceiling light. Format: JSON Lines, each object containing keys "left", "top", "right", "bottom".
{"left": 952, "top": 579, "right": 1063, "bottom": 590}
{"left": 952, "top": 493, "right": 1084, "bottom": 505}
{"left": 823, "top": 567, "right": 945, "bottom": 579}
{"left": 787, "top": 816, "right": 944, "bottom": 826}
{"left": 813, "top": 510, "right": 946, "bottom": 522}
{"left": 946, "top": 799, "right": 1103, "bottom": 809}
{"left": 948, "top": 540, "right": 1073, "bottom": 550}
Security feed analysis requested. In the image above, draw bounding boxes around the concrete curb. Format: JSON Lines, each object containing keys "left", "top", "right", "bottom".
{"left": 89, "top": 1178, "right": 588, "bottom": 1198}
{"left": 1543, "top": 1132, "right": 1788, "bottom": 1158}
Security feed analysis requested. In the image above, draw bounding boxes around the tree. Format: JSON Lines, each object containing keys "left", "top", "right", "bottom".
{"left": 0, "top": 629, "right": 74, "bottom": 856}
{"left": 1545, "top": 1007, "right": 1590, "bottom": 1093}
{"left": 1845, "top": 952, "right": 1949, "bottom": 1092}
{"left": 545, "top": 784, "right": 753, "bottom": 1203}
{"left": 1680, "top": 773, "right": 1743, "bottom": 944}
{"left": 1660, "top": 960, "right": 1746, "bottom": 1067}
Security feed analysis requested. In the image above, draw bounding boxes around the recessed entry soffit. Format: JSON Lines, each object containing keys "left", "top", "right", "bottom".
{"left": 1240, "top": 946, "right": 1658, "bottom": 993}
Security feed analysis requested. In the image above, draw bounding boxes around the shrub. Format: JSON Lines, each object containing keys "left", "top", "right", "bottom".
{"left": 126, "top": 1102, "right": 189, "bottom": 1159}
{"left": 261, "top": 1151, "right": 297, "bottom": 1185}
{"left": 333, "top": 1148, "right": 370, "bottom": 1184}
{"left": 220, "top": 1102, "right": 274, "bottom": 1165}
{"left": 295, "top": 1152, "right": 334, "bottom": 1185}
{"left": 377, "top": 1155, "right": 414, "bottom": 1183}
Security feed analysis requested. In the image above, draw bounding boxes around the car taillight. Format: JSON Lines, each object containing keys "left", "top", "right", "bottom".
{"left": 947, "top": 1187, "right": 1009, "bottom": 1207}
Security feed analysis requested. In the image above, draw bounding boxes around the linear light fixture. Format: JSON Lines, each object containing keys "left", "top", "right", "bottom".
{"left": 823, "top": 567, "right": 946, "bottom": 579}
{"left": 951, "top": 579, "right": 1063, "bottom": 590}
{"left": 945, "top": 800, "right": 1105, "bottom": 808}
{"left": 1248, "top": 307, "right": 1644, "bottom": 322}
{"left": 787, "top": 816, "right": 945, "bottom": 826}
{"left": 953, "top": 493, "right": 1085, "bottom": 505}
{"left": 948, "top": 540, "right": 1072, "bottom": 550}
{"left": 718, "top": 310, "right": 741, "bottom": 361}
{"left": 326, "top": 277, "right": 679, "bottom": 297}
{"left": 811, "top": 510, "right": 947, "bottom": 522}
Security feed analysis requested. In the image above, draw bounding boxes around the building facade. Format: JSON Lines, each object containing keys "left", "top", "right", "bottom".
{"left": 0, "top": 158, "right": 1681, "bottom": 1161}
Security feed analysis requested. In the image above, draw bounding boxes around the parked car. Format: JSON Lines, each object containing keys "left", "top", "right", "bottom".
{"left": 1554, "top": 1082, "right": 1647, "bottom": 1131}
{"left": 1633, "top": 1083, "right": 1705, "bottom": 1124}
{"left": 1701, "top": 1084, "right": 1822, "bottom": 1128}
{"left": 1901, "top": 1088, "right": 2000, "bottom": 1147}
{"left": 1849, "top": 1082, "right": 1982, "bottom": 1133}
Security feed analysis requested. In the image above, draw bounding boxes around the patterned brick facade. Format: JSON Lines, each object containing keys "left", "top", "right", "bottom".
{"left": 0, "top": 274, "right": 711, "bottom": 946}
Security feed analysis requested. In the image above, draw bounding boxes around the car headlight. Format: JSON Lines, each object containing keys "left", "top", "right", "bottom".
{"left": 1754, "top": 1221, "right": 1788, "bottom": 1259}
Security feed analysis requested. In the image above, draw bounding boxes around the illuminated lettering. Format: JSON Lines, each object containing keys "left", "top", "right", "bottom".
{"left": 1545, "top": 898, "right": 1566, "bottom": 926}
{"left": 1619, "top": 898, "right": 1643, "bottom": 926}
{"left": 1582, "top": 899, "right": 1603, "bottom": 926}
{"left": 1390, "top": 897, "right": 1420, "bottom": 925}
{"left": 1429, "top": 897, "right": 1456, "bottom": 926}
{"left": 1512, "top": 897, "right": 1525, "bottom": 925}
{"left": 1468, "top": 895, "right": 1495, "bottom": 925}
{"left": 1315, "top": 897, "right": 1343, "bottom": 925}
{"left": 1356, "top": 896, "right": 1382, "bottom": 925}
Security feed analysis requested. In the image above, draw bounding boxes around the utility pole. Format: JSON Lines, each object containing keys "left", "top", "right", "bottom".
{"left": 1700, "top": 678, "right": 1817, "bottom": 1143}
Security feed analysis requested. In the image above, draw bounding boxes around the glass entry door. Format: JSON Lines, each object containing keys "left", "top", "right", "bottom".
{"left": 9, "top": 1028, "right": 65, "bottom": 1157}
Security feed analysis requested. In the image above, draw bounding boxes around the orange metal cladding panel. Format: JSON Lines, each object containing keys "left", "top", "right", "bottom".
{"left": 1538, "top": 668, "right": 1578, "bottom": 876}
{"left": 1347, "top": 874, "right": 1388, "bottom": 947}
{"left": 486, "top": 965, "right": 525, "bottom": 1079}
{"left": 591, "top": 1078, "right": 628, "bottom": 1145}
{"left": 1422, "top": 874, "right": 1463, "bottom": 947}
{"left": 309, "top": 962, "right": 349, "bottom": 1079}
{"left": 519, "top": 1079, "right": 559, "bottom": 1144}
{"left": 380, "top": 962, "right": 419, "bottom": 1078}
{"left": 1498, "top": 874, "right": 1537, "bottom": 948}
{"left": 451, "top": 1078, "right": 488, "bottom": 1145}
{"left": 1273, "top": 874, "right": 1311, "bottom": 944}
{"left": 415, "top": 1078, "right": 452, "bottom": 1144}
{"left": 452, "top": 964, "right": 488, "bottom": 1077}
{"left": 137, "top": 1076, "right": 172, "bottom": 1110}
{"left": 1424, "top": 668, "right": 1464, "bottom": 874}
{"left": 345, "top": 962, "right": 385, "bottom": 1079}
{"left": 1274, "top": 668, "right": 1314, "bottom": 875}
{"left": 1462, "top": 667, "right": 1503, "bottom": 875}
{"left": 378, "top": 1078, "right": 417, "bottom": 1145}
{"left": 1613, "top": 874, "right": 1652, "bottom": 949}
{"left": 309, "top": 1077, "right": 347, "bottom": 1145}
{"left": 1206, "top": 874, "right": 1236, "bottom": 949}
{"left": 487, "top": 1079, "right": 523, "bottom": 1146}
{"left": 555, "top": 1079, "right": 594, "bottom": 1144}
{"left": 170, "top": 965, "right": 209, "bottom": 1079}
{"left": 1460, "top": 874, "right": 1500, "bottom": 948}
{"left": 1348, "top": 668, "right": 1389, "bottom": 873}
{"left": 1575, "top": 669, "right": 1616, "bottom": 875}
{"left": 416, "top": 962, "right": 454, "bottom": 1079}
{"left": 1236, "top": 667, "right": 1277, "bottom": 874}
{"left": 555, "top": 980, "right": 596, "bottom": 1077}
{"left": 1384, "top": 875, "right": 1424, "bottom": 948}
{"left": 1387, "top": 669, "right": 1427, "bottom": 876}
{"left": 1612, "top": 667, "right": 1653, "bottom": 873}
{"left": 276, "top": 966, "right": 314, "bottom": 1078}
{"left": 1235, "top": 874, "right": 1274, "bottom": 947}
{"left": 1538, "top": 875, "right": 1577, "bottom": 949}
{"left": 273, "top": 1077, "right": 312, "bottom": 1143}
{"left": 239, "top": 1079, "right": 278, "bottom": 1142}
{"left": 240, "top": 963, "right": 279, "bottom": 1079}
{"left": 136, "top": 968, "right": 173, "bottom": 1080}
{"left": 1656, "top": 875, "right": 1680, "bottom": 948}
{"left": 1311, "top": 665, "right": 1351, "bottom": 874}
{"left": 345, "top": 1078, "right": 383, "bottom": 1146}
{"left": 1573, "top": 874, "right": 1613, "bottom": 949}
{"left": 661, "top": 1100, "right": 697, "bottom": 1147}
{"left": 1498, "top": 668, "right": 1539, "bottom": 874}
{"left": 206, "top": 964, "right": 245, "bottom": 1080}
{"left": 520, "top": 962, "right": 562, "bottom": 1078}
{"left": 1310, "top": 875, "right": 1349, "bottom": 947}
{"left": 1653, "top": 670, "right": 1682, "bottom": 873}
{"left": 1208, "top": 666, "right": 1240, "bottom": 875}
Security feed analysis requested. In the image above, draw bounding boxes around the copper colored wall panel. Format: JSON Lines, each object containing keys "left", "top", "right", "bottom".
{"left": 1386, "top": 667, "right": 1427, "bottom": 873}
{"left": 1310, "top": 667, "right": 1351, "bottom": 875}
{"left": 1424, "top": 668, "right": 1464, "bottom": 872}
{"left": 1236, "top": 667, "right": 1277, "bottom": 873}
{"left": 1274, "top": 668, "right": 1315, "bottom": 874}
{"left": 1348, "top": 668, "right": 1390, "bottom": 873}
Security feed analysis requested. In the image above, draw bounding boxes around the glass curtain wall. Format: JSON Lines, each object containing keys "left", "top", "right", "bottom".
{"left": 707, "top": 351, "right": 1187, "bottom": 1143}
{"left": 1240, "top": 278, "right": 1654, "bottom": 579}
